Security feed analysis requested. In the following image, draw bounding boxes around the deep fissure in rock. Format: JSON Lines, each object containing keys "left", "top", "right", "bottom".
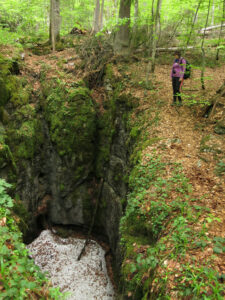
{"left": 0, "top": 58, "right": 133, "bottom": 295}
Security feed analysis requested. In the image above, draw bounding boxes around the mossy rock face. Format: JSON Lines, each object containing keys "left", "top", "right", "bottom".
{"left": 6, "top": 104, "right": 44, "bottom": 160}
{"left": 0, "top": 125, "right": 9, "bottom": 168}
{"left": 0, "top": 77, "right": 10, "bottom": 106}
{"left": 14, "top": 120, "right": 43, "bottom": 159}
{"left": 44, "top": 84, "right": 97, "bottom": 178}
{"left": 0, "top": 55, "right": 12, "bottom": 76}
{"left": 0, "top": 56, "right": 29, "bottom": 108}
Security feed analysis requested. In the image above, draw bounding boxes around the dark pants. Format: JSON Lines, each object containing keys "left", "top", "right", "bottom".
{"left": 172, "top": 77, "right": 182, "bottom": 103}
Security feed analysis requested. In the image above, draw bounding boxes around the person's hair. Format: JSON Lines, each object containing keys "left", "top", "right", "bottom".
{"left": 174, "top": 51, "right": 181, "bottom": 58}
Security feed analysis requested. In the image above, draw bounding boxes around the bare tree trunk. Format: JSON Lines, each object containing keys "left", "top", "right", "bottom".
{"left": 131, "top": 0, "right": 139, "bottom": 48}
{"left": 216, "top": 0, "right": 225, "bottom": 60}
{"left": 145, "top": 0, "right": 155, "bottom": 88}
{"left": 93, "top": 0, "right": 100, "bottom": 33}
{"left": 113, "top": 0, "right": 131, "bottom": 55}
{"left": 51, "top": 0, "right": 55, "bottom": 51}
{"left": 145, "top": 0, "right": 162, "bottom": 88}
{"left": 100, "top": 0, "right": 105, "bottom": 30}
{"left": 185, "top": 0, "right": 202, "bottom": 53}
{"left": 149, "top": 0, "right": 155, "bottom": 55}
{"left": 211, "top": 0, "right": 214, "bottom": 26}
{"left": 134, "top": 0, "right": 139, "bottom": 25}
{"left": 151, "top": 0, "right": 162, "bottom": 73}
{"left": 113, "top": 0, "right": 118, "bottom": 20}
{"left": 50, "top": 0, "right": 60, "bottom": 50}
{"left": 201, "top": 0, "right": 211, "bottom": 90}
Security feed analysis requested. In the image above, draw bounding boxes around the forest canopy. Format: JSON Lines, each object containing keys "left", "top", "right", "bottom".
{"left": 0, "top": 0, "right": 224, "bottom": 49}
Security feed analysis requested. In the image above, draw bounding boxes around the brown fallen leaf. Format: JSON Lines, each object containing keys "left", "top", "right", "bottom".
{"left": 0, "top": 217, "right": 6, "bottom": 226}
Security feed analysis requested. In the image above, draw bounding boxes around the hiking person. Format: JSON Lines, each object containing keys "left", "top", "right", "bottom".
{"left": 171, "top": 51, "right": 186, "bottom": 106}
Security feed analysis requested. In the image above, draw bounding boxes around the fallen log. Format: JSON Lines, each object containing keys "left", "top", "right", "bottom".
{"left": 199, "top": 23, "right": 225, "bottom": 34}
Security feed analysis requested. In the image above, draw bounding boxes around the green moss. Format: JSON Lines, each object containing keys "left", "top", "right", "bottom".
{"left": 7, "top": 113, "right": 44, "bottom": 160}
{"left": 14, "top": 104, "right": 36, "bottom": 121}
{"left": 55, "top": 41, "right": 65, "bottom": 51}
{"left": 44, "top": 84, "right": 96, "bottom": 179}
{"left": 0, "top": 55, "right": 31, "bottom": 109}
{"left": 214, "top": 122, "right": 225, "bottom": 135}
{"left": 0, "top": 55, "right": 13, "bottom": 76}
{"left": 0, "top": 77, "right": 10, "bottom": 106}
{"left": 10, "top": 88, "right": 29, "bottom": 107}
{"left": 105, "top": 64, "right": 114, "bottom": 81}
{"left": 0, "top": 125, "right": 17, "bottom": 172}
{"left": 59, "top": 184, "right": 65, "bottom": 192}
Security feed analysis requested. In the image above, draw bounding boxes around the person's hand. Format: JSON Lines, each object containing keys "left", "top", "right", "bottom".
{"left": 179, "top": 78, "right": 182, "bottom": 82}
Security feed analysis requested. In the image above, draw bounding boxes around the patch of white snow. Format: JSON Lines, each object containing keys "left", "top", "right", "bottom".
{"left": 27, "top": 230, "right": 115, "bottom": 300}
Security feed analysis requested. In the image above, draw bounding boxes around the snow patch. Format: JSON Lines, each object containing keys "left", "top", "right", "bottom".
{"left": 27, "top": 230, "right": 115, "bottom": 300}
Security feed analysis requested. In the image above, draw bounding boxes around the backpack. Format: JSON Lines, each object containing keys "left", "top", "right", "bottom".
{"left": 180, "top": 58, "right": 191, "bottom": 80}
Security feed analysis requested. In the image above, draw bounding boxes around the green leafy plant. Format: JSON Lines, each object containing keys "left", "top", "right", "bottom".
{"left": 0, "top": 179, "right": 64, "bottom": 299}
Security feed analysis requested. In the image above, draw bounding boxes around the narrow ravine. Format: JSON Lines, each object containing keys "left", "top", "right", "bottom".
{"left": 27, "top": 230, "right": 115, "bottom": 300}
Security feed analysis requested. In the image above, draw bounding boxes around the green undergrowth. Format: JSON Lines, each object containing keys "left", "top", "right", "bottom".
{"left": 0, "top": 179, "right": 64, "bottom": 299}
{"left": 119, "top": 106, "right": 225, "bottom": 299}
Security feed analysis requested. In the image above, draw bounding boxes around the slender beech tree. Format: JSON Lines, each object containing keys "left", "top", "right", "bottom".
{"left": 93, "top": 0, "right": 100, "bottom": 33}
{"left": 216, "top": 0, "right": 225, "bottom": 60}
{"left": 151, "top": 0, "right": 162, "bottom": 73}
{"left": 99, "top": 0, "right": 105, "bottom": 30}
{"left": 134, "top": 0, "right": 139, "bottom": 27}
{"left": 211, "top": 0, "right": 214, "bottom": 25}
{"left": 149, "top": 0, "right": 155, "bottom": 56}
{"left": 201, "top": 0, "right": 211, "bottom": 90}
{"left": 146, "top": 0, "right": 162, "bottom": 88}
{"left": 113, "top": 0, "right": 131, "bottom": 55}
{"left": 50, "top": 0, "right": 60, "bottom": 51}
{"left": 131, "top": 0, "right": 139, "bottom": 48}
{"left": 185, "top": 0, "right": 203, "bottom": 52}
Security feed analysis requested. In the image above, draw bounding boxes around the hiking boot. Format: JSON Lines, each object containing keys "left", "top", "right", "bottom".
{"left": 177, "top": 102, "right": 183, "bottom": 107}
{"left": 171, "top": 102, "right": 176, "bottom": 106}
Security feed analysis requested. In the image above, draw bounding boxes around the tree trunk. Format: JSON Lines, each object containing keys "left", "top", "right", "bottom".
{"left": 185, "top": 0, "right": 202, "bottom": 53}
{"left": 93, "top": 0, "right": 100, "bottom": 33}
{"left": 131, "top": 0, "right": 139, "bottom": 48}
{"left": 134, "top": 0, "right": 139, "bottom": 25}
{"left": 145, "top": 0, "right": 162, "bottom": 88}
{"left": 201, "top": 0, "right": 211, "bottom": 90}
{"left": 216, "top": 0, "right": 225, "bottom": 60}
{"left": 49, "top": 0, "right": 60, "bottom": 50}
{"left": 151, "top": 0, "right": 162, "bottom": 73}
{"left": 211, "top": 0, "right": 214, "bottom": 26}
{"left": 113, "top": 0, "right": 131, "bottom": 55}
{"left": 100, "top": 0, "right": 105, "bottom": 30}
{"left": 148, "top": 0, "right": 155, "bottom": 55}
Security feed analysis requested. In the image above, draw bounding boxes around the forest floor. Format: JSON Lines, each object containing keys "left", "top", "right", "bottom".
{"left": 2, "top": 41, "right": 224, "bottom": 296}
{"left": 125, "top": 59, "right": 225, "bottom": 236}
{"left": 124, "top": 60, "right": 225, "bottom": 286}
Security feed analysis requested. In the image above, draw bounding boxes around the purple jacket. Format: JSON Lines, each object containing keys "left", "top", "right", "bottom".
{"left": 171, "top": 58, "right": 186, "bottom": 78}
